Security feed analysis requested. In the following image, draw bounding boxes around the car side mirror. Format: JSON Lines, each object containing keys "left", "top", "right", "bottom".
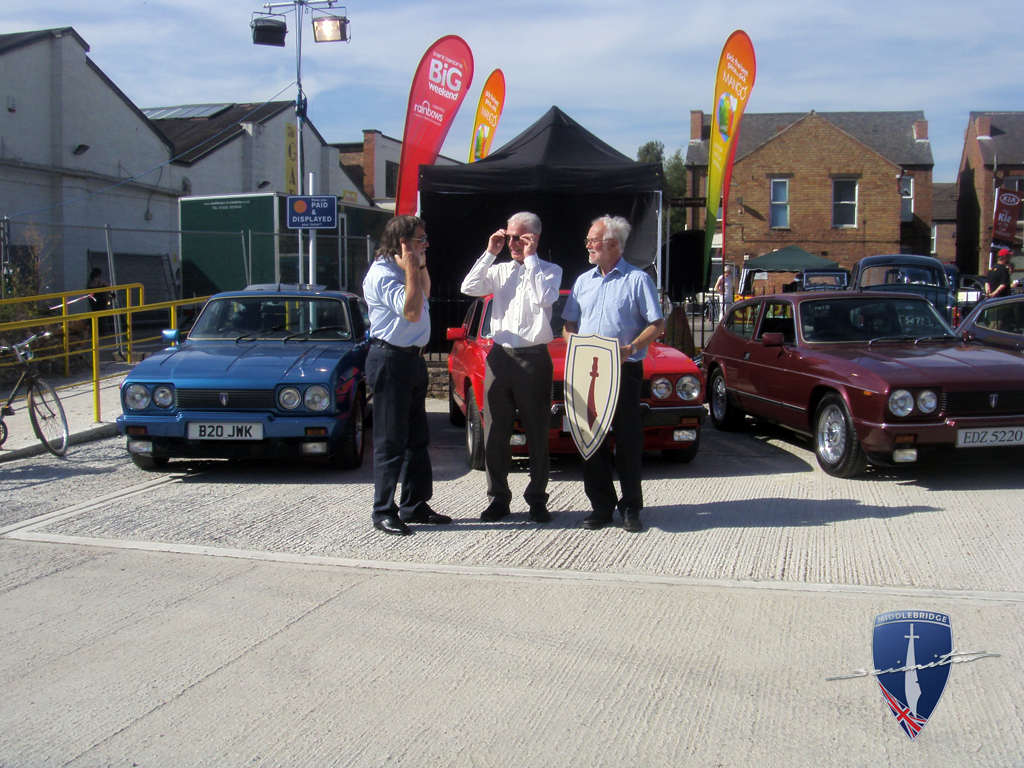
{"left": 162, "top": 328, "right": 181, "bottom": 346}
{"left": 447, "top": 327, "right": 466, "bottom": 341}
{"left": 762, "top": 332, "right": 785, "bottom": 347}
{"left": 961, "top": 330, "right": 975, "bottom": 342}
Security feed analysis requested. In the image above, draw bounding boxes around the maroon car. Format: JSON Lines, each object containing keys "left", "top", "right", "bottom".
{"left": 957, "top": 294, "right": 1024, "bottom": 352}
{"left": 702, "top": 292, "right": 1024, "bottom": 477}
{"left": 447, "top": 292, "right": 706, "bottom": 469}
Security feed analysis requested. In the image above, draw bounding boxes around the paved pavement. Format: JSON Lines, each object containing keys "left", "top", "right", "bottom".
{"left": 1, "top": 365, "right": 1022, "bottom": 766}
{"left": 0, "top": 364, "right": 126, "bottom": 462}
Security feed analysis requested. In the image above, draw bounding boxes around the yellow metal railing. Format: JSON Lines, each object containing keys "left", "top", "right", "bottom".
{"left": 0, "top": 291, "right": 210, "bottom": 422}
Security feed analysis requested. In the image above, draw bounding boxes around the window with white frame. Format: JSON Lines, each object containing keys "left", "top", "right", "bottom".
{"left": 900, "top": 175, "right": 914, "bottom": 222}
{"left": 930, "top": 224, "right": 937, "bottom": 254}
{"left": 770, "top": 179, "right": 789, "bottom": 228}
{"left": 832, "top": 179, "right": 858, "bottom": 227}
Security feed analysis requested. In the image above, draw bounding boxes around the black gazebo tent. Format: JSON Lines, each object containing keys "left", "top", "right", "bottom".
{"left": 418, "top": 107, "right": 663, "bottom": 343}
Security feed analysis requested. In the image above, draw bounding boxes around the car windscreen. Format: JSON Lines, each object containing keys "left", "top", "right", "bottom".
{"left": 187, "top": 297, "right": 352, "bottom": 341}
{"left": 480, "top": 294, "right": 568, "bottom": 340}
{"left": 858, "top": 264, "right": 945, "bottom": 289}
{"left": 800, "top": 296, "right": 954, "bottom": 342}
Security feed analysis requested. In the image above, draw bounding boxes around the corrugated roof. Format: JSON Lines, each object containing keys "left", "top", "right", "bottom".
{"left": 686, "top": 111, "right": 934, "bottom": 168}
{"left": 148, "top": 102, "right": 293, "bottom": 165}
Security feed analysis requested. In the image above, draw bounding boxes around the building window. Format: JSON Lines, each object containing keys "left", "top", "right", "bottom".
{"left": 930, "top": 224, "right": 937, "bottom": 254}
{"left": 900, "top": 175, "right": 914, "bottom": 222}
{"left": 832, "top": 179, "right": 858, "bottom": 228}
{"left": 384, "top": 160, "right": 399, "bottom": 199}
{"left": 770, "top": 179, "right": 789, "bottom": 229}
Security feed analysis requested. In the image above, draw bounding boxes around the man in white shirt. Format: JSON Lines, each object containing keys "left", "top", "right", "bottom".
{"left": 461, "top": 212, "right": 563, "bottom": 523}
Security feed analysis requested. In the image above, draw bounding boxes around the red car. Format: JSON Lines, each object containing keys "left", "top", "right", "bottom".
{"left": 702, "top": 292, "right": 1024, "bottom": 477}
{"left": 447, "top": 292, "right": 706, "bottom": 468}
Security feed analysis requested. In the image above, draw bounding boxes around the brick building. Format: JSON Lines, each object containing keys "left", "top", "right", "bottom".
{"left": 685, "top": 110, "right": 934, "bottom": 275}
{"left": 956, "top": 112, "right": 1024, "bottom": 276}
{"left": 931, "top": 182, "right": 957, "bottom": 264}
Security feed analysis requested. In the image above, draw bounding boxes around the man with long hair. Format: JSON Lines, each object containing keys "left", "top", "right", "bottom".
{"left": 362, "top": 215, "right": 451, "bottom": 535}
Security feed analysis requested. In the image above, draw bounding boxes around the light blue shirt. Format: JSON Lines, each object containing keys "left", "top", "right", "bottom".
{"left": 562, "top": 257, "right": 662, "bottom": 362}
{"left": 362, "top": 258, "right": 430, "bottom": 347}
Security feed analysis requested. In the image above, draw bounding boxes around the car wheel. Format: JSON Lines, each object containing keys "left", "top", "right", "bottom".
{"left": 449, "top": 375, "right": 466, "bottom": 427}
{"left": 130, "top": 452, "right": 170, "bottom": 471}
{"left": 662, "top": 430, "right": 700, "bottom": 463}
{"left": 708, "top": 368, "right": 745, "bottom": 431}
{"left": 813, "top": 393, "right": 868, "bottom": 478}
{"left": 465, "top": 388, "right": 485, "bottom": 471}
{"left": 331, "top": 390, "right": 365, "bottom": 470}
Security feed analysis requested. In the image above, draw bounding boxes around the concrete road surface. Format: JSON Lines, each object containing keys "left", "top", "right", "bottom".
{"left": 0, "top": 404, "right": 1021, "bottom": 767}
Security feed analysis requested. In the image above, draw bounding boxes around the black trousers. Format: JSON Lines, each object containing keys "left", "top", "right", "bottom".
{"left": 581, "top": 361, "right": 644, "bottom": 519}
{"left": 366, "top": 345, "right": 432, "bottom": 519}
{"left": 483, "top": 344, "right": 553, "bottom": 510}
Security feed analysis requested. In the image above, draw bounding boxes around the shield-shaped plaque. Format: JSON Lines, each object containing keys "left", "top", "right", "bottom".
{"left": 872, "top": 611, "right": 953, "bottom": 740}
{"left": 564, "top": 334, "right": 621, "bottom": 460}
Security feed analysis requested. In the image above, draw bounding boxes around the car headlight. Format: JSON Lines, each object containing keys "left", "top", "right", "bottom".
{"left": 278, "top": 387, "right": 302, "bottom": 410}
{"left": 676, "top": 375, "right": 702, "bottom": 401}
{"left": 650, "top": 377, "right": 673, "bottom": 399}
{"left": 124, "top": 383, "right": 151, "bottom": 410}
{"left": 917, "top": 390, "right": 938, "bottom": 414}
{"left": 889, "top": 389, "right": 915, "bottom": 417}
{"left": 152, "top": 386, "right": 174, "bottom": 408}
{"left": 304, "top": 385, "right": 331, "bottom": 412}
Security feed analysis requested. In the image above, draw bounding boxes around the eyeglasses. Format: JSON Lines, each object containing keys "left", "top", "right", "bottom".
{"left": 506, "top": 234, "right": 530, "bottom": 243}
{"left": 413, "top": 235, "right": 429, "bottom": 244}
{"left": 585, "top": 237, "right": 614, "bottom": 247}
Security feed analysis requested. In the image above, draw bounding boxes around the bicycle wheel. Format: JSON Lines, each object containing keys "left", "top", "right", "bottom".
{"left": 28, "top": 379, "right": 69, "bottom": 457}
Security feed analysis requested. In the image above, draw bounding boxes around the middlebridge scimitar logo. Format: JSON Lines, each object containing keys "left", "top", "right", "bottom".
{"left": 826, "top": 611, "right": 999, "bottom": 740}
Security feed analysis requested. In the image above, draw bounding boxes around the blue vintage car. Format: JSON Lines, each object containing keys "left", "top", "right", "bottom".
{"left": 117, "top": 285, "right": 370, "bottom": 470}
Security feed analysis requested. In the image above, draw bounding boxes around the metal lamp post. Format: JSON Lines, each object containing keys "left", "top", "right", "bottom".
{"left": 252, "top": 1, "right": 349, "bottom": 283}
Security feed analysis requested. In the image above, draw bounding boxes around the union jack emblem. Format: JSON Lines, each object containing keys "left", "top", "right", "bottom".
{"left": 873, "top": 611, "right": 952, "bottom": 740}
{"left": 220, "top": 393, "right": 229, "bottom": 406}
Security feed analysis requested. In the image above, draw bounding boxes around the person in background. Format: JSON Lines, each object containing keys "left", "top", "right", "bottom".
{"left": 987, "top": 248, "right": 1013, "bottom": 298}
{"left": 562, "top": 215, "right": 664, "bottom": 533}
{"left": 461, "top": 212, "right": 562, "bottom": 524}
{"left": 362, "top": 215, "right": 451, "bottom": 536}
{"left": 713, "top": 264, "right": 735, "bottom": 322}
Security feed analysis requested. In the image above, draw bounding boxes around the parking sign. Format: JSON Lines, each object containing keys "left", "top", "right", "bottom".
{"left": 286, "top": 196, "right": 338, "bottom": 229}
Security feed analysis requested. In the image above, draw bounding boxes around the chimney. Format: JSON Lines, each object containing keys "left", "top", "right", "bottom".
{"left": 976, "top": 115, "right": 991, "bottom": 138}
{"left": 690, "top": 110, "right": 704, "bottom": 141}
{"left": 913, "top": 120, "right": 928, "bottom": 140}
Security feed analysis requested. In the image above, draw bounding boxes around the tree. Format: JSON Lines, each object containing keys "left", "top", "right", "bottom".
{"left": 636, "top": 140, "right": 665, "bottom": 165}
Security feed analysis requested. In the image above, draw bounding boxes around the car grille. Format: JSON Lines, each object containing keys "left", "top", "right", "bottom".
{"left": 943, "top": 390, "right": 1024, "bottom": 416}
{"left": 176, "top": 389, "right": 277, "bottom": 410}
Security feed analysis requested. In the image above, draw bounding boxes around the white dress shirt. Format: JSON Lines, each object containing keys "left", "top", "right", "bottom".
{"left": 461, "top": 251, "right": 563, "bottom": 347}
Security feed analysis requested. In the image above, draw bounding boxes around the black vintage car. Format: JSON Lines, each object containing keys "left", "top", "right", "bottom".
{"left": 850, "top": 254, "right": 956, "bottom": 324}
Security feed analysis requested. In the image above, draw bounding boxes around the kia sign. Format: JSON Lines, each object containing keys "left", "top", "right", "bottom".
{"left": 993, "top": 188, "right": 1021, "bottom": 244}
{"left": 286, "top": 196, "right": 338, "bottom": 229}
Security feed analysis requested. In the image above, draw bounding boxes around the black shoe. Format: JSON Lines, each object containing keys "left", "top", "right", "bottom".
{"left": 373, "top": 516, "right": 412, "bottom": 536}
{"left": 581, "top": 512, "right": 612, "bottom": 530}
{"left": 529, "top": 505, "right": 551, "bottom": 523}
{"left": 481, "top": 502, "right": 511, "bottom": 522}
{"left": 622, "top": 513, "right": 643, "bottom": 533}
{"left": 402, "top": 507, "right": 452, "bottom": 525}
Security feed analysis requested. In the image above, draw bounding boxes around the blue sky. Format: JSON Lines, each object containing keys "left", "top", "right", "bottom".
{"left": 7, "top": 0, "right": 1023, "bottom": 182}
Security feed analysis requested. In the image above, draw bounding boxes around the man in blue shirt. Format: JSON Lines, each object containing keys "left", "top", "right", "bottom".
{"left": 562, "top": 215, "right": 665, "bottom": 532}
{"left": 362, "top": 215, "right": 451, "bottom": 536}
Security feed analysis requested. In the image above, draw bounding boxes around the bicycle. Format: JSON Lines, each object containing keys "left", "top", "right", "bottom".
{"left": 0, "top": 332, "right": 70, "bottom": 457}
